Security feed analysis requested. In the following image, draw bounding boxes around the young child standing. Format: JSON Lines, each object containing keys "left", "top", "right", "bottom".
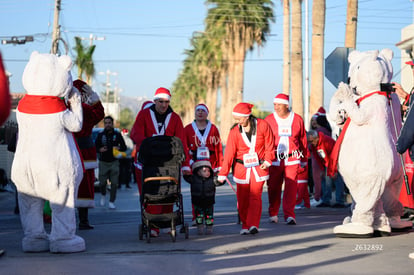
{"left": 184, "top": 160, "right": 216, "bottom": 235}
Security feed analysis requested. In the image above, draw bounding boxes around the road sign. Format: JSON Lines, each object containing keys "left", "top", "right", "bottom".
{"left": 325, "top": 47, "right": 353, "bottom": 88}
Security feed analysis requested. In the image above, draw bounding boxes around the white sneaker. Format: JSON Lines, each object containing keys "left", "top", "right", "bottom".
{"left": 100, "top": 195, "right": 105, "bottom": 206}
{"left": 269, "top": 216, "right": 279, "bottom": 223}
{"left": 240, "top": 229, "right": 249, "bottom": 235}
{"left": 108, "top": 202, "right": 116, "bottom": 209}
{"left": 249, "top": 226, "right": 259, "bottom": 234}
{"left": 310, "top": 198, "right": 320, "bottom": 207}
{"left": 295, "top": 205, "right": 304, "bottom": 210}
{"left": 286, "top": 217, "right": 296, "bottom": 225}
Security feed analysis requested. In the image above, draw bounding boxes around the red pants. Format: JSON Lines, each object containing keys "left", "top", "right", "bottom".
{"left": 311, "top": 156, "right": 323, "bottom": 201}
{"left": 296, "top": 166, "right": 310, "bottom": 208}
{"left": 399, "top": 154, "right": 414, "bottom": 209}
{"left": 237, "top": 177, "right": 265, "bottom": 229}
{"left": 267, "top": 163, "right": 299, "bottom": 220}
{"left": 134, "top": 166, "right": 172, "bottom": 215}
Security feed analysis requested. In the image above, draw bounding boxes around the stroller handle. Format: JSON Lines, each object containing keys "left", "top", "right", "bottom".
{"left": 144, "top": 176, "right": 179, "bottom": 185}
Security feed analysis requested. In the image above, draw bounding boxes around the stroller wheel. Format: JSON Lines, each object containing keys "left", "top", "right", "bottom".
{"left": 138, "top": 224, "right": 143, "bottom": 240}
{"left": 184, "top": 223, "right": 189, "bottom": 239}
{"left": 170, "top": 229, "right": 176, "bottom": 242}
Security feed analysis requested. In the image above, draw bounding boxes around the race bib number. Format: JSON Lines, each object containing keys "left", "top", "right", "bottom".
{"left": 197, "top": 146, "right": 210, "bottom": 160}
{"left": 243, "top": 153, "right": 259, "bottom": 168}
{"left": 278, "top": 126, "right": 292, "bottom": 137}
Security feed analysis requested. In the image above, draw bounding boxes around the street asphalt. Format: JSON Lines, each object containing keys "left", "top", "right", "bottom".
{"left": 0, "top": 180, "right": 413, "bottom": 275}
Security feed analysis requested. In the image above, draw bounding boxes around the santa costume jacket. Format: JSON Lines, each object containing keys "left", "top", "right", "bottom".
{"left": 130, "top": 105, "right": 190, "bottom": 171}
{"left": 218, "top": 119, "right": 274, "bottom": 184}
{"left": 265, "top": 112, "right": 307, "bottom": 166}
{"left": 184, "top": 120, "right": 223, "bottom": 173}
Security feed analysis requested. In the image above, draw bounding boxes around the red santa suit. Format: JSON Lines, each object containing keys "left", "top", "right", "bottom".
{"left": 130, "top": 105, "right": 190, "bottom": 193}
{"left": 265, "top": 107, "right": 307, "bottom": 222}
{"left": 74, "top": 92, "right": 105, "bottom": 207}
{"left": 184, "top": 120, "right": 223, "bottom": 172}
{"left": 130, "top": 89, "right": 189, "bottom": 235}
{"left": 218, "top": 114, "right": 274, "bottom": 231}
{"left": 0, "top": 53, "right": 10, "bottom": 126}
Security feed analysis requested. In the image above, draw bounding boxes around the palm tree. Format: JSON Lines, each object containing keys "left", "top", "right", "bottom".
{"left": 310, "top": 0, "right": 326, "bottom": 116}
{"left": 205, "top": 0, "right": 275, "bottom": 143}
{"left": 282, "top": 0, "right": 291, "bottom": 95}
{"left": 291, "top": 0, "right": 303, "bottom": 117}
{"left": 345, "top": 0, "right": 358, "bottom": 49}
{"left": 73, "top": 36, "right": 96, "bottom": 84}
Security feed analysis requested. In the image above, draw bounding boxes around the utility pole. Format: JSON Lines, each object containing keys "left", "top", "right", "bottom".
{"left": 51, "top": 0, "right": 61, "bottom": 55}
{"left": 345, "top": 0, "right": 358, "bottom": 49}
{"left": 99, "top": 70, "right": 118, "bottom": 103}
{"left": 79, "top": 33, "right": 106, "bottom": 46}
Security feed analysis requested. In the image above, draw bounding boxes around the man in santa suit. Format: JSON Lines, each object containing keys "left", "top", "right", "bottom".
{"left": 183, "top": 103, "right": 223, "bottom": 224}
{"left": 217, "top": 103, "right": 274, "bottom": 235}
{"left": 0, "top": 52, "right": 10, "bottom": 257}
{"left": 265, "top": 93, "right": 307, "bottom": 225}
{"left": 72, "top": 79, "right": 105, "bottom": 230}
{"left": 130, "top": 87, "right": 190, "bottom": 237}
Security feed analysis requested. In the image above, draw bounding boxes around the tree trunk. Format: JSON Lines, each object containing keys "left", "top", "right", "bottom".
{"left": 291, "top": 0, "right": 304, "bottom": 117}
{"left": 345, "top": 0, "right": 358, "bottom": 49}
{"left": 310, "top": 0, "right": 326, "bottom": 116}
{"left": 283, "top": 0, "right": 291, "bottom": 95}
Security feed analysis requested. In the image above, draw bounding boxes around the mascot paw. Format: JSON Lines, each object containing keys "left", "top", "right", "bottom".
{"left": 334, "top": 82, "right": 353, "bottom": 101}
{"left": 50, "top": 235, "right": 85, "bottom": 253}
{"left": 22, "top": 236, "right": 50, "bottom": 252}
{"left": 333, "top": 222, "right": 373, "bottom": 238}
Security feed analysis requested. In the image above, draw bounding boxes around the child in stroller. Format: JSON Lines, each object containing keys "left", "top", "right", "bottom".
{"left": 184, "top": 160, "right": 216, "bottom": 235}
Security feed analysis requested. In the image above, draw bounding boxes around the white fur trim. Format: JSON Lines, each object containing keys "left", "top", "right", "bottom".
{"left": 273, "top": 98, "right": 289, "bottom": 105}
{"left": 232, "top": 111, "right": 250, "bottom": 117}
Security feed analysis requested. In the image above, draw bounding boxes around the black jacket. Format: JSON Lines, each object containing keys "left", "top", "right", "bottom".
{"left": 95, "top": 129, "right": 127, "bottom": 162}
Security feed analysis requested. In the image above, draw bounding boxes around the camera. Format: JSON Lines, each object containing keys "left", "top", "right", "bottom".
{"left": 380, "top": 83, "right": 396, "bottom": 93}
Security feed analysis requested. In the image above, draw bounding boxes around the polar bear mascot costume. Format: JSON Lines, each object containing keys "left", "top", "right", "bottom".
{"left": 328, "top": 48, "right": 412, "bottom": 238}
{"left": 11, "top": 51, "right": 85, "bottom": 253}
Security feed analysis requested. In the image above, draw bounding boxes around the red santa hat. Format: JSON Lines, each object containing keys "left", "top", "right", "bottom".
{"left": 153, "top": 87, "right": 171, "bottom": 100}
{"left": 141, "top": 100, "right": 153, "bottom": 111}
{"left": 73, "top": 79, "right": 87, "bottom": 93}
{"left": 273, "top": 93, "right": 290, "bottom": 105}
{"left": 406, "top": 60, "right": 414, "bottom": 66}
{"left": 121, "top": 128, "right": 129, "bottom": 134}
{"left": 191, "top": 159, "right": 212, "bottom": 172}
{"left": 195, "top": 103, "right": 209, "bottom": 114}
{"left": 232, "top": 102, "right": 254, "bottom": 117}
{"left": 316, "top": 107, "right": 326, "bottom": 116}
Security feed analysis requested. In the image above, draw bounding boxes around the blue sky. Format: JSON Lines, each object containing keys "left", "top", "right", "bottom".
{"left": 0, "top": 0, "right": 413, "bottom": 112}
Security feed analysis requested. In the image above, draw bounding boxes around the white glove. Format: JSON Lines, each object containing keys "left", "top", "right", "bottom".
{"left": 68, "top": 86, "right": 82, "bottom": 106}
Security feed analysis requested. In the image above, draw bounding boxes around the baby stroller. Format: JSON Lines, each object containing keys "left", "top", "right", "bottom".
{"left": 137, "top": 135, "right": 189, "bottom": 243}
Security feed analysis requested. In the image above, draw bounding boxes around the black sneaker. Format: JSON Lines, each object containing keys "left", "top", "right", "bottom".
{"left": 316, "top": 202, "right": 331, "bottom": 207}
{"left": 331, "top": 203, "right": 346, "bottom": 208}
{"left": 79, "top": 223, "right": 94, "bottom": 230}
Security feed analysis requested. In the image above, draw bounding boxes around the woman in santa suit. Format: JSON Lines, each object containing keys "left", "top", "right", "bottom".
{"left": 184, "top": 103, "right": 223, "bottom": 173}
{"left": 184, "top": 103, "right": 223, "bottom": 224}
{"left": 217, "top": 103, "right": 274, "bottom": 235}
{"left": 73, "top": 79, "right": 105, "bottom": 230}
